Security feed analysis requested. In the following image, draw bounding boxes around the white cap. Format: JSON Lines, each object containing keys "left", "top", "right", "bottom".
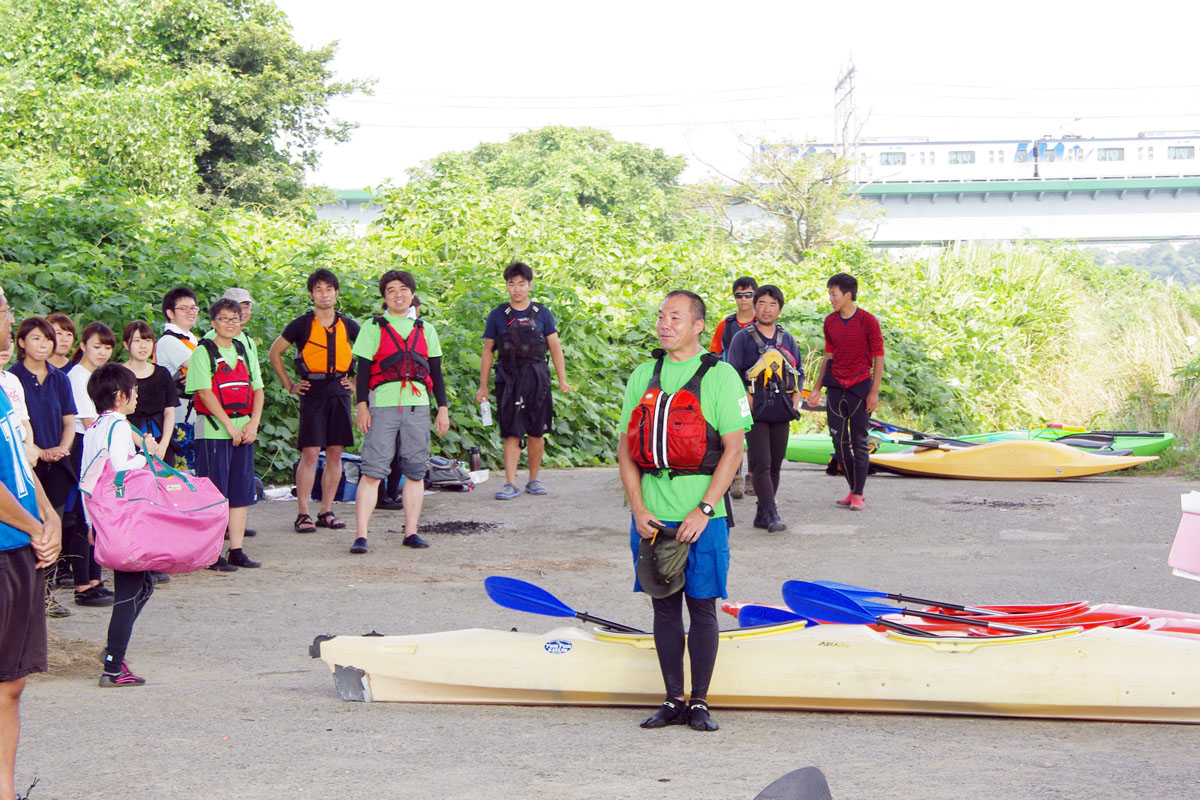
{"left": 222, "top": 288, "right": 253, "bottom": 304}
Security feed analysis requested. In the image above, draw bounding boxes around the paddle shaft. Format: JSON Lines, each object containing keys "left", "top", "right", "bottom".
{"left": 887, "top": 606, "right": 1037, "bottom": 634}
{"left": 575, "top": 612, "right": 644, "bottom": 634}
{"left": 882, "top": 592, "right": 1004, "bottom": 617}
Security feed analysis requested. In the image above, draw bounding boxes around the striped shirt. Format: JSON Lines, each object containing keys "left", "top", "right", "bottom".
{"left": 823, "top": 308, "right": 884, "bottom": 388}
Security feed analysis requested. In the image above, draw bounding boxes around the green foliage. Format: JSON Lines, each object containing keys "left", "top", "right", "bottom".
{"left": 0, "top": 0, "right": 362, "bottom": 211}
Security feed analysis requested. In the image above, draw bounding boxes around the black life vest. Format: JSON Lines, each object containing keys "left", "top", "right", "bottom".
{"left": 368, "top": 317, "right": 432, "bottom": 393}
{"left": 495, "top": 303, "right": 548, "bottom": 366}
{"left": 626, "top": 350, "right": 723, "bottom": 477}
{"left": 720, "top": 312, "right": 747, "bottom": 353}
{"left": 192, "top": 339, "right": 252, "bottom": 418}
{"left": 744, "top": 325, "right": 803, "bottom": 421}
{"left": 293, "top": 311, "right": 355, "bottom": 379}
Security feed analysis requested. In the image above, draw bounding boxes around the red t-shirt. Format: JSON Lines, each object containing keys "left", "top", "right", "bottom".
{"left": 823, "top": 308, "right": 884, "bottom": 388}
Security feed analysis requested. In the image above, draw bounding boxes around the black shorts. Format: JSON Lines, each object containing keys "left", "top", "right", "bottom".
{"left": 0, "top": 546, "right": 48, "bottom": 682}
{"left": 298, "top": 393, "right": 354, "bottom": 450}
{"left": 33, "top": 459, "right": 76, "bottom": 512}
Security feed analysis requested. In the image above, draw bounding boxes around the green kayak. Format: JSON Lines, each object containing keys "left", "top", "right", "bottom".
{"left": 786, "top": 427, "right": 1175, "bottom": 464}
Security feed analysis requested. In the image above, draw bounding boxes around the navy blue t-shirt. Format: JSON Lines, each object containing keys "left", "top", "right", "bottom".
{"left": 9, "top": 362, "right": 76, "bottom": 449}
{"left": 483, "top": 303, "right": 558, "bottom": 384}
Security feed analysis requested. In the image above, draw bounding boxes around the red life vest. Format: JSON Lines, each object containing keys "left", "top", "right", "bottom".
{"left": 626, "top": 350, "right": 723, "bottom": 477}
{"left": 192, "top": 339, "right": 252, "bottom": 418}
{"left": 368, "top": 317, "right": 433, "bottom": 393}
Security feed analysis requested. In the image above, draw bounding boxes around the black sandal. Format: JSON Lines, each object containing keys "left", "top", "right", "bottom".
{"left": 294, "top": 513, "right": 317, "bottom": 533}
{"left": 315, "top": 511, "right": 346, "bottom": 530}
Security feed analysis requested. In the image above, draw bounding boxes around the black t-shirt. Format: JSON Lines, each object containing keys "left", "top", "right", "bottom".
{"left": 280, "top": 312, "right": 362, "bottom": 398}
{"left": 127, "top": 365, "right": 179, "bottom": 436}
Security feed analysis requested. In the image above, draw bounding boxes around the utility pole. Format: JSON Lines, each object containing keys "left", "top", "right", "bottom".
{"left": 834, "top": 62, "right": 859, "bottom": 181}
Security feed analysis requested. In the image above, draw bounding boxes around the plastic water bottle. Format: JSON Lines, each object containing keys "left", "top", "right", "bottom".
{"left": 479, "top": 401, "right": 492, "bottom": 426}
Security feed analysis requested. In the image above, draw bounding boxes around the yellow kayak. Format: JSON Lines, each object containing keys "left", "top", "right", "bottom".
{"left": 311, "top": 619, "right": 1200, "bottom": 723}
{"left": 868, "top": 439, "right": 1156, "bottom": 480}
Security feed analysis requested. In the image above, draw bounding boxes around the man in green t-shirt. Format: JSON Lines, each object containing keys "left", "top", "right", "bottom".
{"left": 350, "top": 270, "right": 450, "bottom": 554}
{"left": 617, "top": 290, "right": 751, "bottom": 733}
{"left": 186, "top": 298, "right": 265, "bottom": 571}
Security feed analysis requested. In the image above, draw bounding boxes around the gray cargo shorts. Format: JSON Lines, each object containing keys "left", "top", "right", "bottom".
{"left": 359, "top": 405, "right": 431, "bottom": 481}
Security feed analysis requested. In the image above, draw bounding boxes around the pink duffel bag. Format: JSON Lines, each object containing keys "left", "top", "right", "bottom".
{"left": 81, "top": 445, "right": 228, "bottom": 575}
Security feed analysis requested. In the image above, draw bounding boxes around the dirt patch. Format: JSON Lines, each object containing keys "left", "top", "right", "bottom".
{"left": 43, "top": 630, "right": 101, "bottom": 678}
{"left": 948, "top": 498, "right": 1056, "bottom": 510}
{"left": 378, "top": 520, "right": 498, "bottom": 536}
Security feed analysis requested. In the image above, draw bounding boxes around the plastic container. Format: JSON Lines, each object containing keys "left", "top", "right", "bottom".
{"left": 479, "top": 401, "right": 492, "bottom": 426}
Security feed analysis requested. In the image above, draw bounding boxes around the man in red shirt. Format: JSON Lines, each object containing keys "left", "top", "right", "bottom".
{"left": 805, "top": 273, "right": 885, "bottom": 511}
{"left": 709, "top": 276, "right": 757, "bottom": 499}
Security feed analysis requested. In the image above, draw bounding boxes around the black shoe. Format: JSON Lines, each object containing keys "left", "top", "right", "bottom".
{"left": 375, "top": 496, "right": 403, "bottom": 511}
{"left": 74, "top": 586, "right": 114, "bottom": 607}
{"left": 244, "top": 528, "right": 257, "bottom": 537}
{"left": 767, "top": 512, "right": 787, "bottom": 533}
{"left": 350, "top": 537, "right": 368, "bottom": 554}
{"left": 148, "top": 571, "right": 171, "bottom": 584}
{"left": 752, "top": 512, "right": 769, "bottom": 530}
{"left": 93, "top": 581, "right": 114, "bottom": 597}
{"left": 54, "top": 571, "right": 75, "bottom": 589}
{"left": 687, "top": 699, "right": 719, "bottom": 731}
{"left": 640, "top": 698, "right": 688, "bottom": 729}
{"left": 227, "top": 551, "right": 260, "bottom": 568}
{"left": 402, "top": 533, "right": 429, "bottom": 549}
{"left": 206, "top": 556, "right": 238, "bottom": 572}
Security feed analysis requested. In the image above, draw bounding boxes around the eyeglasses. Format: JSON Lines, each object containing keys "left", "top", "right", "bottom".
{"left": 214, "top": 316, "right": 241, "bottom": 324}
{"left": 0, "top": 308, "right": 13, "bottom": 320}
{"left": 733, "top": 292, "right": 755, "bottom": 299}
{"left": 174, "top": 305, "right": 199, "bottom": 313}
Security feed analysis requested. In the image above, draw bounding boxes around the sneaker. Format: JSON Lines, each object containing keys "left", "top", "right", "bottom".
{"left": 98, "top": 661, "right": 146, "bottom": 688}
{"left": 148, "top": 571, "right": 171, "bottom": 585}
{"left": 350, "top": 537, "right": 369, "bottom": 554}
{"left": 640, "top": 698, "right": 688, "bottom": 729}
{"left": 73, "top": 586, "right": 114, "bottom": 607}
{"left": 53, "top": 571, "right": 75, "bottom": 589}
{"left": 744, "top": 482, "right": 756, "bottom": 497}
{"left": 402, "top": 533, "right": 430, "bottom": 549}
{"left": 46, "top": 593, "right": 72, "bottom": 618}
{"left": 375, "top": 496, "right": 403, "bottom": 511}
{"left": 244, "top": 528, "right": 258, "bottom": 537}
{"left": 687, "top": 699, "right": 719, "bottom": 731}
{"left": 524, "top": 479, "right": 548, "bottom": 496}
{"left": 848, "top": 496, "right": 865, "bottom": 511}
{"left": 227, "top": 551, "right": 260, "bottom": 568}
{"left": 494, "top": 483, "right": 520, "bottom": 500}
{"left": 835, "top": 493, "right": 854, "bottom": 507}
{"left": 206, "top": 555, "right": 238, "bottom": 572}
{"left": 729, "top": 475, "right": 744, "bottom": 500}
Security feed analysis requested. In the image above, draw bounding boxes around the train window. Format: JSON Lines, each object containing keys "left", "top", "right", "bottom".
{"left": 1098, "top": 148, "right": 1125, "bottom": 161}
{"left": 1148, "top": 147, "right": 1154, "bottom": 161}
{"left": 988, "top": 151, "right": 994, "bottom": 164}
{"left": 880, "top": 152, "right": 906, "bottom": 166}
{"left": 1169, "top": 146, "right": 1196, "bottom": 160}
{"left": 929, "top": 151, "right": 935, "bottom": 164}
{"left": 998, "top": 150, "right": 1005, "bottom": 163}
{"left": 1015, "top": 150, "right": 1028, "bottom": 163}
{"left": 949, "top": 151, "right": 975, "bottom": 165}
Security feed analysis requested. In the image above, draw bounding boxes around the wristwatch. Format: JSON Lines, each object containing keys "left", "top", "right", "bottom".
{"left": 698, "top": 501, "right": 715, "bottom": 517}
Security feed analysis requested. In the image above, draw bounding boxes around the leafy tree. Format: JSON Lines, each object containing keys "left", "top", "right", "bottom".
{"left": 693, "top": 140, "right": 880, "bottom": 263}
{"left": 0, "top": 0, "right": 362, "bottom": 210}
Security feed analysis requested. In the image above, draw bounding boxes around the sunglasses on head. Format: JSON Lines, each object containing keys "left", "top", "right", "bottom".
{"left": 733, "top": 291, "right": 755, "bottom": 299}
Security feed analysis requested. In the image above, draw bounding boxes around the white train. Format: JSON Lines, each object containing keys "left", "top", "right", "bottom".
{"left": 803, "top": 133, "right": 1200, "bottom": 184}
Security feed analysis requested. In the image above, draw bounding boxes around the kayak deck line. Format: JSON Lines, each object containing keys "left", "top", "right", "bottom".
{"left": 312, "top": 623, "right": 1200, "bottom": 723}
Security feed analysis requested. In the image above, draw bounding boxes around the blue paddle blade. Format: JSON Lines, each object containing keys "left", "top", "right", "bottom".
{"left": 782, "top": 580, "right": 879, "bottom": 624}
{"left": 814, "top": 580, "right": 887, "bottom": 600}
{"left": 484, "top": 576, "right": 575, "bottom": 618}
{"left": 737, "top": 604, "right": 812, "bottom": 628}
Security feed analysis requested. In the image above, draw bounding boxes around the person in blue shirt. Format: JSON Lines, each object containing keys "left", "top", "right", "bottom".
{"left": 0, "top": 286, "right": 63, "bottom": 800}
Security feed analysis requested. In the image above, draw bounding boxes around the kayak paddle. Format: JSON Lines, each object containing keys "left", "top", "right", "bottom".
{"left": 779, "top": 581, "right": 934, "bottom": 637}
{"left": 813, "top": 580, "right": 1006, "bottom": 616}
{"left": 784, "top": 581, "right": 1040, "bottom": 634}
{"left": 736, "top": 604, "right": 813, "bottom": 628}
{"left": 484, "top": 576, "right": 645, "bottom": 634}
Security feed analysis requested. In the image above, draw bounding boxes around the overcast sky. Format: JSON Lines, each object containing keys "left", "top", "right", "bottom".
{"left": 276, "top": 0, "right": 1200, "bottom": 190}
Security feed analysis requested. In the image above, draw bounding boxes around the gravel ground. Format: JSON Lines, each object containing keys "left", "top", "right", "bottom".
{"left": 19, "top": 464, "right": 1200, "bottom": 800}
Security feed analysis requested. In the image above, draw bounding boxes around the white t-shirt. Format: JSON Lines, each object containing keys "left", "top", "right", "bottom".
{"left": 67, "top": 364, "right": 98, "bottom": 434}
{"left": 156, "top": 323, "right": 199, "bottom": 417}
{"left": 80, "top": 412, "right": 146, "bottom": 525}
{"left": 0, "top": 370, "right": 29, "bottom": 427}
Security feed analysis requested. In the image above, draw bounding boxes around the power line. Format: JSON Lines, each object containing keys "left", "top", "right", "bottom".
{"left": 365, "top": 82, "right": 828, "bottom": 101}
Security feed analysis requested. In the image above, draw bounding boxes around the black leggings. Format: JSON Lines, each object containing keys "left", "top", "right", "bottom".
{"left": 104, "top": 570, "right": 154, "bottom": 669}
{"left": 746, "top": 419, "right": 790, "bottom": 515}
{"left": 651, "top": 592, "right": 719, "bottom": 701}
{"left": 65, "top": 441, "right": 101, "bottom": 587}
{"left": 826, "top": 379, "right": 872, "bottom": 496}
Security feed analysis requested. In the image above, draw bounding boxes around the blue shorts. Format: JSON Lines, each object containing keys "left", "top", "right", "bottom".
{"left": 195, "top": 438, "right": 257, "bottom": 509}
{"left": 629, "top": 516, "right": 729, "bottom": 600}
